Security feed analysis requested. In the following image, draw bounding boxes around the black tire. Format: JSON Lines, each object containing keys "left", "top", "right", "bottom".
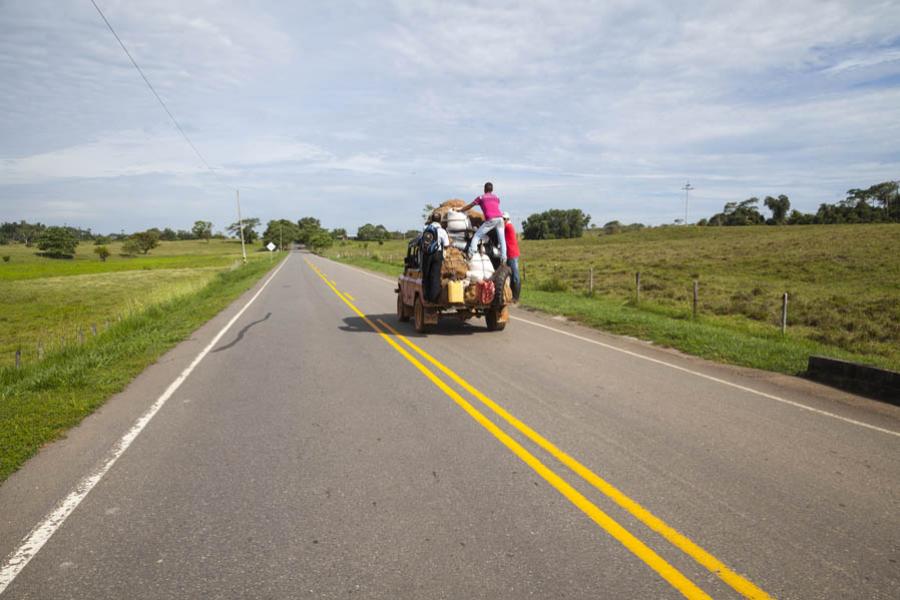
{"left": 490, "top": 266, "right": 511, "bottom": 307}
{"left": 397, "top": 293, "right": 410, "bottom": 322}
{"left": 485, "top": 307, "right": 506, "bottom": 331}
{"left": 414, "top": 295, "right": 427, "bottom": 333}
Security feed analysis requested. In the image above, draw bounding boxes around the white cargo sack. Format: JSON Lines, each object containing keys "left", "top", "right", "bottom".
{"left": 467, "top": 253, "right": 494, "bottom": 282}
{"left": 446, "top": 210, "right": 469, "bottom": 233}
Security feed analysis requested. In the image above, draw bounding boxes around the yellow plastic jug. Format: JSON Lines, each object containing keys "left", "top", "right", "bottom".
{"left": 448, "top": 280, "right": 464, "bottom": 303}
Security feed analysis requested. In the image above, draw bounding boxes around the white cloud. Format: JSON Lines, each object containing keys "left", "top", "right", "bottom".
{"left": 1, "top": 0, "right": 899, "bottom": 232}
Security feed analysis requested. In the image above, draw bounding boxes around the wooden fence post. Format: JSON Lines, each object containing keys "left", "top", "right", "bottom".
{"left": 589, "top": 266, "right": 594, "bottom": 296}
{"left": 15, "top": 348, "right": 21, "bottom": 369}
{"left": 781, "top": 292, "right": 788, "bottom": 334}
{"left": 692, "top": 280, "right": 699, "bottom": 319}
{"left": 38, "top": 342, "right": 44, "bottom": 360}
{"left": 78, "top": 329, "right": 84, "bottom": 345}
{"left": 91, "top": 323, "right": 98, "bottom": 336}
{"left": 635, "top": 272, "right": 641, "bottom": 304}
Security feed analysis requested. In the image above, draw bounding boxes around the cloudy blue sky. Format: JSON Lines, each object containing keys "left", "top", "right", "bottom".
{"left": 2, "top": 0, "right": 899, "bottom": 235}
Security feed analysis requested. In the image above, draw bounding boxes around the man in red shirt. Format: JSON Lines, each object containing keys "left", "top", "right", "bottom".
{"left": 461, "top": 182, "right": 506, "bottom": 262}
{"left": 503, "top": 212, "right": 521, "bottom": 301}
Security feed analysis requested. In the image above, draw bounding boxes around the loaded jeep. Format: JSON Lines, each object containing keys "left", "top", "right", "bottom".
{"left": 396, "top": 221, "right": 512, "bottom": 334}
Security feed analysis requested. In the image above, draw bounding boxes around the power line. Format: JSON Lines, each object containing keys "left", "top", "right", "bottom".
{"left": 89, "top": 0, "right": 226, "bottom": 186}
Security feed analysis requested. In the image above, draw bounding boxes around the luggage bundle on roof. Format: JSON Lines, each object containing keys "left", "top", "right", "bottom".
{"left": 431, "top": 199, "right": 485, "bottom": 228}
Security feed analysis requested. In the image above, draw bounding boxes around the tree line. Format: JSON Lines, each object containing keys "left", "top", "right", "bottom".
{"left": 699, "top": 180, "right": 899, "bottom": 226}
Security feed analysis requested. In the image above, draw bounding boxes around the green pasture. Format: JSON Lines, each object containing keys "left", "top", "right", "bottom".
{"left": 0, "top": 239, "right": 251, "bottom": 280}
{"left": 0, "top": 240, "right": 268, "bottom": 367}
{"left": 323, "top": 224, "right": 900, "bottom": 373}
{"left": 1, "top": 256, "right": 281, "bottom": 482}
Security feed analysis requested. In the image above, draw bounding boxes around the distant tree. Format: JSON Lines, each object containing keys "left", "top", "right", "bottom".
{"left": 130, "top": 230, "right": 160, "bottom": 254}
{"left": 307, "top": 230, "right": 334, "bottom": 253}
{"left": 404, "top": 229, "right": 420, "bottom": 239}
{"left": 706, "top": 198, "right": 765, "bottom": 226}
{"left": 192, "top": 220, "right": 213, "bottom": 243}
{"left": 845, "top": 181, "right": 899, "bottom": 221}
{"left": 331, "top": 228, "right": 348, "bottom": 240}
{"left": 37, "top": 226, "right": 78, "bottom": 258}
{"left": 176, "top": 229, "right": 195, "bottom": 240}
{"left": 602, "top": 220, "right": 622, "bottom": 235}
{"left": 262, "top": 219, "right": 300, "bottom": 250}
{"left": 522, "top": 209, "right": 591, "bottom": 240}
{"left": 356, "top": 223, "right": 389, "bottom": 241}
{"left": 227, "top": 218, "right": 260, "bottom": 244}
{"left": 297, "top": 217, "right": 323, "bottom": 244}
{"left": 787, "top": 210, "right": 815, "bottom": 225}
{"left": 422, "top": 203, "right": 436, "bottom": 223}
{"left": 160, "top": 227, "right": 178, "bottom": 241}
{"left": 764, "top": 195, "right": 791, "bottom": 224}
{"left": 0, "top": 220, "right": 46, "bottom": 246}
{"left": 93, "top": 245, "right": 111, "bottom": 262}
{"left": 121, "top": 239, "right": 141, "bottom": 256}
{"left": 93, "top": 235, "right": 111, "bottom": 245}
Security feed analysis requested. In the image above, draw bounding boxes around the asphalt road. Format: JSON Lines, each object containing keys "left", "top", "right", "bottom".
{"left": 1, "top": 249, "right": 898, "bottom": 599}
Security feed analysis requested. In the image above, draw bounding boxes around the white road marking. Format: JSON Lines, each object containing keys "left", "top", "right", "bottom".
{"left": 513, "top": 315, "right": 900, "bottom": 438}
{"left": 320, "top": 256, "right": 900, "bottom": 438}
{"left": 0, "top": 255, "right": 291, "bottom": 595}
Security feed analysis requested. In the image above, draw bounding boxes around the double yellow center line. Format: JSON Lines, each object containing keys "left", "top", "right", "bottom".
{"left": 306, "top": 259, "right": 771, "bottom": 600}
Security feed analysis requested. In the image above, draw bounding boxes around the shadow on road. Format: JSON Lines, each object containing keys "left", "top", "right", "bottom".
{"left": 339, "top": 314, "right": 483, "bottom": 337}
{"left": 213, "top": 312, "right": 272, "bottom": 352}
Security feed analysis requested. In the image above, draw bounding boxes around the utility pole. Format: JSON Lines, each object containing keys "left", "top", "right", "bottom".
{"left": 236, "top": 188, "right": 247, "bottom": 263}
{"left": 681, "top": 181, "right": 694, "bottom": 225}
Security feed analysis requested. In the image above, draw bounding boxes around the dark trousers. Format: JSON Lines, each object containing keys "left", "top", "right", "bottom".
{"left": 507, "top": 257, "right": 521, "bottom": 300}
{"left": 422, "top": 251, "right": 443, "bottom": 302}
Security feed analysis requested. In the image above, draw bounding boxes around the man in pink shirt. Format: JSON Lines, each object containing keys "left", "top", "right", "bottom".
{"left": 461, "top": 182, "right": 507, "bottom": 262}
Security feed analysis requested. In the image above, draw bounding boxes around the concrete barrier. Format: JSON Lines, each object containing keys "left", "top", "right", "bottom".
{"left": 806, "top": 356, "right": 900, "bottom": 405}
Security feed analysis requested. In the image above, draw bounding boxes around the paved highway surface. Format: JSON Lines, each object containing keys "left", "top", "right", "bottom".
{"left": 1, "top": 250, "right": 898, "bottom": 599}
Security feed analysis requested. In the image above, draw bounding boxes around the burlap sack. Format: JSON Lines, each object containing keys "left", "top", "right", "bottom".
{"left": 441, "top": 246, "right": 469, "bottom": 280}
{"left": 431, "top": 199, "right": 485, "bottom": 228}
{"left": 464, "top": 282, "right": 478, "bottom": 305}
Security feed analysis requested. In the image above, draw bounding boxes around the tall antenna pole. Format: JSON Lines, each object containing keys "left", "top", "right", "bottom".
{"left": 236, "top": 189, "right": 247, "bottom": 263}
{"left": 681, "top": 181, "right": 694, "bottom": 225}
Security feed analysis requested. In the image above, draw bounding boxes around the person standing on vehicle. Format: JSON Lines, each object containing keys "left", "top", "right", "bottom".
{"left": 420, "top": 214, "right": 450, "bottom": 302}
{"left": 502, "top": 212, "right": 521, "bottom": 301}
{"left": 461, "top": 182, "right": 506, "bottom": 263}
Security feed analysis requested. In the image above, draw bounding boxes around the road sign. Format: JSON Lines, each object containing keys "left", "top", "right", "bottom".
{"left": 266, "top": 242, "right": 276, "bottom": 252}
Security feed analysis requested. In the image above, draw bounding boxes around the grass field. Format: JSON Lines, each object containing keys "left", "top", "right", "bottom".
{"left": 0, "top": 240, "right": 281, "bottom": 481}
{"left": 324, "top": 224, "right": 900, "bottom": 374}
{"left": 0, "top": 240, "right": 271, "bottom": 368}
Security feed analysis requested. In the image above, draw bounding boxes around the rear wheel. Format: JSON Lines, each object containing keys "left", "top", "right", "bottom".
{"left": 397, "top": 292, "right": 410, "bottom": 322}
{"left": 485, "top": 307, "right": 506, "bottom": 331}
{"left": 491, "top": 267, "right": 511, "bottom": 307}
{"left": 414, "top": 295, "right": 427, "bottom": 333}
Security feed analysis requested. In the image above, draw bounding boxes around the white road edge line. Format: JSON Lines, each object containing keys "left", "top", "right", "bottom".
{"left": 0, "top": 254, "right": 291, "bottom": 595}
{"left": 322, "top": 256, "right": 900, "bottom": 438}
{"left": 512, "top": 316, "right": 899, "bottom": 438}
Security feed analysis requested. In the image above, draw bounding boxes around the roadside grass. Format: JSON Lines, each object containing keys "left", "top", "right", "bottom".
{"left": 0, "top": 240, "right": 264, "bottom": 368}
{"left": 323, "top": 225, "right": 900, "bottom": 373}
{"left": 0, "top": 239, "right": 251, "bottom": 281}
{"left": 519, "top": 290, "right": 897, "bottom": 374}
{"left": 0, "top": 256, "right": 281, "bottom": 482}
